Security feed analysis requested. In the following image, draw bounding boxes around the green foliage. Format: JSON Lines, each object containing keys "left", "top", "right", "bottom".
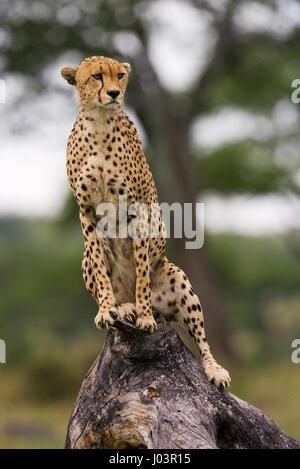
{"left": 208, "top": 233, "right": 300, "bottom": 293}
{"left": 204, "top": 37, "right": 299, "bottom": 111}
{"left": 197, "top": 141, "right": 298, "bottom": 194}
{"left": 0, "top": 0, "right": 142, "bottom": 77}
{"left": 0, "top": 218, "right": 97, "bottom": 362}
{"left": 207, "top": 232, "right": 300, "bottom": 361}
{"left": 2, "top": 0, "right": 300, "bottom": 199}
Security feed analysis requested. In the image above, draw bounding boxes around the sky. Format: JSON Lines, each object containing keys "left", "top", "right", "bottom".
{"left": 1, "top": 0, "right": 300, "bottom": 235}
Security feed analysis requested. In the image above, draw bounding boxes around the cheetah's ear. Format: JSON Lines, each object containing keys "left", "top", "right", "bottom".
{"left": 61, "top": 66, "right": 78, "bottom": 86}
{"left": 122, "top": 63, "right": 131, "bottom": 74}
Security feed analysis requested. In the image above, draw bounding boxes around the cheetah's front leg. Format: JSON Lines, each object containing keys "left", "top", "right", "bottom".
{"left": 79, "top": 209, "right": 128, "bottom": 329}
{"left": 132, "top": 237, "right": 157, "bottom": 333}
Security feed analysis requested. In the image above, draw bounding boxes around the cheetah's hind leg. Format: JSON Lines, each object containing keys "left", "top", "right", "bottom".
{"left": 151, "top": 257, "right": 231, "bottom": 388}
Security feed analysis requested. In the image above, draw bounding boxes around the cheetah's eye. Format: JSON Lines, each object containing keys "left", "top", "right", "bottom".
{"left": 118, "top": 73, "right": 125, "bottom": 80}
{"left": 92, "top": 73, "right": 103, "bottom": 80}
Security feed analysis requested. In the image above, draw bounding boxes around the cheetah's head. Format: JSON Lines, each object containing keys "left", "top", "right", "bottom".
{"left": 61, "top": 56, "right": 131, "bottom": 111}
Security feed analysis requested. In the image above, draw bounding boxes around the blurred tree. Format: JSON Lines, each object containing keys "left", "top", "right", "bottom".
{"left": 1, "top": 0, "right": 300, "bottom": 356}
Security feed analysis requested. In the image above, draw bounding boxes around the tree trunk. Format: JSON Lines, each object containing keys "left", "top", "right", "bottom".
{"left": 65, "top": 313, "right": 299, "bottom": 449}
{"left": 150, "top": 104, "right": 233, "bottom": 358}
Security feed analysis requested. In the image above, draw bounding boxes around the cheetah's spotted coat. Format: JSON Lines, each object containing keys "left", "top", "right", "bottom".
{"left": 61, "top": 56, "right": 230, "bottom": 388}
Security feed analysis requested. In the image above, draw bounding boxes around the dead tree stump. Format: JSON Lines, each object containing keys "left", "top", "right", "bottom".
{"left": 65, "top": 312, "right": 300, "bottom": 449}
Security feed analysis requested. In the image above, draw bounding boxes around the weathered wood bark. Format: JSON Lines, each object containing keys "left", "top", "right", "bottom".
{"left": 65, "top": 312, "right": 300, "bottom": 449}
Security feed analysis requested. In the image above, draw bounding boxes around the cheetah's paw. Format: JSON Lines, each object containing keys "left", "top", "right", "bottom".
{"left": 136, "top": 315, "right": 157, "bottom": 333}
{"left": 204, "top": 363, "right": 231, "bottom": 388}
{"left": 117, "top": 303, "right": 136, "bottom": 323}
{"left": 94, "top": 306, "right": 118, "bottom": 330}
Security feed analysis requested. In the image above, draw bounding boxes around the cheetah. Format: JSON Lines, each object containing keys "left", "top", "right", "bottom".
{"left": 61, "top": 56, "right": 231, "bottom": 388}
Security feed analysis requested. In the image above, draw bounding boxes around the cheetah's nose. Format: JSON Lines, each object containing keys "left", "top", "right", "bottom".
{"left": 107, "top": 90, "right": 120, "bottom": 99}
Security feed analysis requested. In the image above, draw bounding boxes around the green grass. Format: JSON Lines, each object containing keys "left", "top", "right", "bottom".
{"left": 229, "top": 361, "right": 300, "bottom": 442}
{"left": 0, "top": 368, "right": 71, "bottom": 448}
